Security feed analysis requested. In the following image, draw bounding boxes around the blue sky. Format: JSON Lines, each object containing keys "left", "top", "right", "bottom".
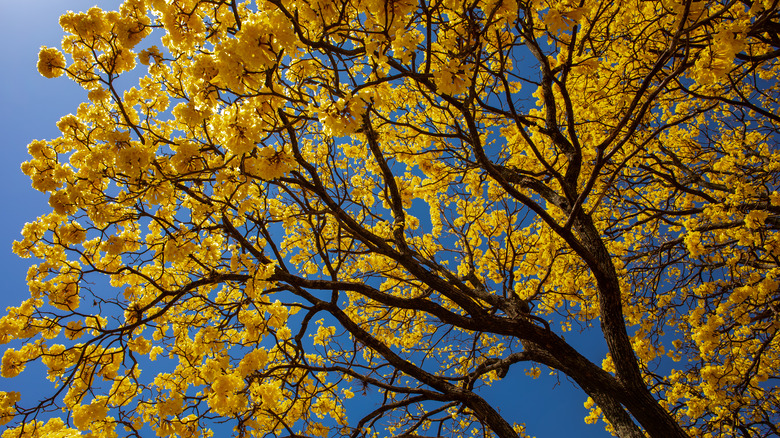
{"left": 0, "top": 2, "right": 614, "bottom": 436}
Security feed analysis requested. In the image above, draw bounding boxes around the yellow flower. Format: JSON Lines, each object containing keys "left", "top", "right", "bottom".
{"left": 64, "top": 321, "right": 84, "bottom": 340}
{"left": 71, "top": 401, "right": 108, "bottom": 431}
{"left": 37, "top": 46, "right": 66, "bottom": 78}
{"left": 0, "top": 391, "right": 20, "bottom": 426}
{"left": 128, "top": 336, "right": 152, "bottom": 355}
{"left": 313, "top": 322, "right": 336, "bottom": 346}
{"left": 745, "top": 210, "right": 769, "bottom": 229}
{"left": 1, "top": 349, "right": 26, "bottom": 378}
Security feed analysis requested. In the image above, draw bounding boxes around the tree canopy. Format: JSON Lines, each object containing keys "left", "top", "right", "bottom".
{"left": 3, "top": 0, "right": 780, "bottom": 436}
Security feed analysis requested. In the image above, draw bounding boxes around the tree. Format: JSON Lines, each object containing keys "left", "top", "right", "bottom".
{"left": 2, "top": 0, "right": 780, "bottom": 436}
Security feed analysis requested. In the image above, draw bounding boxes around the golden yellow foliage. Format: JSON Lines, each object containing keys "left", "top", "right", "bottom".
{"left": 4, "top": 0, "right": 780, "bottom": 437}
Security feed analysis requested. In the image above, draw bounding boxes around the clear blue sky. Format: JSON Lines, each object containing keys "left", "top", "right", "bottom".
{"left": 0, "top": 2, "right": 613, "bottom": 436}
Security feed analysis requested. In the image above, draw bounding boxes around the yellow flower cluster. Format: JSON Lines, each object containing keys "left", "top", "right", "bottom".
{"left": 2, "top": 418, "right": 81, "bottom": 438}
{"left": 0, "top": 392, "right": 20, "bottom": 426}
{"left": 317, "top": 95, "right": 367, "bottom": 137}
{"left": 37, "top": 47, "right": 66, "bottom": 78}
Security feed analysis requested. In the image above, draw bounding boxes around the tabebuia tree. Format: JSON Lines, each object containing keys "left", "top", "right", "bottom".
{"left": 2, "top": 0, "right": 780, "bottom": 436}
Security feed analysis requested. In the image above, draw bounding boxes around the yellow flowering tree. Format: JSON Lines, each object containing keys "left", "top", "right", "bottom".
{"left": 3, "top": 0, "right": 780, "bottom": 437}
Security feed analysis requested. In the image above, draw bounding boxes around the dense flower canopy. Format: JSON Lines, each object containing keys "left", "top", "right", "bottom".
{"left": 2, "top": 0, "right": 780, "bottom": 437}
